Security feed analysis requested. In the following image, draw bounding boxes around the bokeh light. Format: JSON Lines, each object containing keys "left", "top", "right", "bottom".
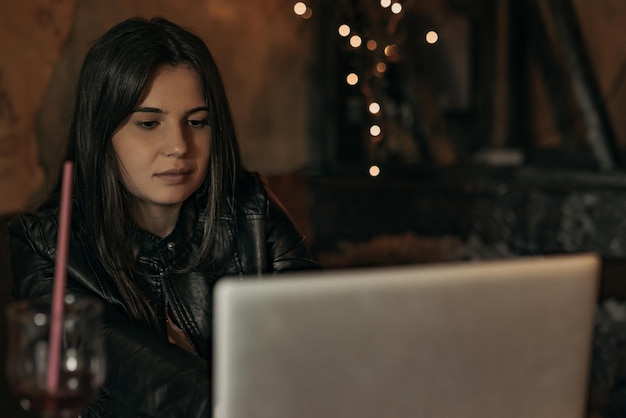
{"left": 426, "top": 30, "right": 439, "bottom": 44}
{"left": 350, "top": 35, "right": 362, "bottom": 48}
{"left": 369, "top": 102, "right": 381, "bottom": 114}
{"left": 369, "top": 165, "right": 381, "bottom": 177}
{"left": 338, "top": 24, "right": 351, "bottom": 37}
{"left": 346, "top": 73, "right": 359, "bottom": 86}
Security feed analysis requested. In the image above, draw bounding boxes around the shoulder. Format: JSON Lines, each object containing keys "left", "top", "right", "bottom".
{"left": 9, "top": 205, "right": 59, "bottom": 232}
{"left": 8, "top": 206, "right": 60, "bottom": 254}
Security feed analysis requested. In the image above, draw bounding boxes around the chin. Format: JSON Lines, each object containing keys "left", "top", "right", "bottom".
{"left": 157, "top": 193, "right": 194, "bottom": 206}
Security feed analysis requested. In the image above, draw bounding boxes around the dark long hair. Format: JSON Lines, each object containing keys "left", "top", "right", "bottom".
{"left": 64, "top": 17, "right": 243, "bottom": 329}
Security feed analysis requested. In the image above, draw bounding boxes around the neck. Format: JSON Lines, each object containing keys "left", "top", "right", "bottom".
{"left": 133, "top": 203, "right": 182, "bottom": 238}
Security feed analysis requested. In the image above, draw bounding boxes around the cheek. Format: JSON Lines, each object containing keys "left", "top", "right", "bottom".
{"left": 112, "top": 130, "right": 152, "bottom": 170}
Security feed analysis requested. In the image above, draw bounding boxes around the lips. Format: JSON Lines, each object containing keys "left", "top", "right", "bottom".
{"left": 155, "top": 168, "right": 193, "bottom": 176}
{"left": 153, "top": 168, "right": 195, "bottom": 185}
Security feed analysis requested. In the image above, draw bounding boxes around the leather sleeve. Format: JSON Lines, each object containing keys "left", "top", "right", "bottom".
{"left": 231, "top": 172, "right": 321, "bottom": 275}
{"left": 96, "top": 305, "right": 211, "bottom": 417}
{"left": 8, "top": 214, "right": 212, "bottom": 418}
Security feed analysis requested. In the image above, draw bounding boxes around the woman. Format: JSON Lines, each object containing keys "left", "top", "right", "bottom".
{"left": 9, "top": 17, "right": 319, "bottom": 417}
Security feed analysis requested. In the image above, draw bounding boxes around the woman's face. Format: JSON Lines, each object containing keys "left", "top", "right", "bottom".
{"left": 112, "top": 65, "right": 211, "bottom": 219}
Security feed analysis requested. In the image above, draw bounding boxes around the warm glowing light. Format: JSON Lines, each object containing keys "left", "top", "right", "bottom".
{"left": 350, "top": 35, "right": 362, "bottom": 48}
{"left": 426, "top": 30, "right": 439, "bottom": 44}
{"left": 384, "top": 44, "right": 399, "bottom": 57}
{"left": 369, "top": 165, "right": 381, "bottom": 177}
{"left": 366, "top": 40, "right": 378, "bottom": 51}
{"left": 375, "top": 62, "right": 388, "bottom": 76}
{"left": 391, "top": 2, "right": 403, "bottom": 14}
{"left": 370, "top": 125, "right": 382, "bottom": 136}
{"left": 346, "top": 73, "right": 359, "bottom": 86}
{"left": 338, "top": 24, "right": 351, "bottom": 37}
{"left": 293, "top": 2, "right": 307, "bottom": 16}
{"left": 380, "top": 0, "right": 392, "bottom": 8}
{"left": 369, "top": 102, "right": 381, "bottom": 114}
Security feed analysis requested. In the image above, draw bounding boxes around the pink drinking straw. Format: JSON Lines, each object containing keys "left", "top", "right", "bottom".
{"left": 46, "top": 160, "right": 74, "bottom": 394}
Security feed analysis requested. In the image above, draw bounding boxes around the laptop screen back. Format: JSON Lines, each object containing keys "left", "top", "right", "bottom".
{"left": 213, "top": 253, "right": 600, "bottom": 418}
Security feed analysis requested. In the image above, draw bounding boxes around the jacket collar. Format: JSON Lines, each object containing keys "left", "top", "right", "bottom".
{"left": 134, "top": 198, "right": 200, "bottom": 266}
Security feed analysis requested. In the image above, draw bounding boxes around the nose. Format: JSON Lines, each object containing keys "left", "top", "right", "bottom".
{"left": 162, "top": 126, "right": 188, "bottom": 158}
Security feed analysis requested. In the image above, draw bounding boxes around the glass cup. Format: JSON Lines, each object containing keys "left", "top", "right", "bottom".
{"left": 5, "top": 295, "right": 106, "bottom": 418}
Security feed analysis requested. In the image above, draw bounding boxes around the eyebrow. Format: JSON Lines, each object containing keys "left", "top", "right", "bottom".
{"left": 133, "top": 106, "right": 209, "bottom": 115}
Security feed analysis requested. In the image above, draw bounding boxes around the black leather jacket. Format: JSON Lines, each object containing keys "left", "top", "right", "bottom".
{"left": 8, "top": 172, "right": 320, "bottom": 417}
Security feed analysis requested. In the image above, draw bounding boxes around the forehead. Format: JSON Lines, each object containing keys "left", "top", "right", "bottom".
{"left": 137, "top": 64, "right": 205, "bottom": 107}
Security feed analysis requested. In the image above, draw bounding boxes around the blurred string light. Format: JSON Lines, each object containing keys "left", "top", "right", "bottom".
{"left": 293, "top": 2, "right": 312, "bottom": 19}
{"left": 370, "top": 124, "right": 382, "bottom": 136}
{"left": 338, "top": 24, "right": 351, "bottom": 37}
{"left": 383, "top": 44, "right": 400, "bottom": 61}
{"left": 426, "top": 30, "right": 439, "bottom": 44}
{"left": 370, "top": 122, "right": 383, "bottom": 144}
{"left": 337, "top": 1, "right": 404, "bottom": 175}
{"left": 369, "top": 102, "right": 381, "bottom": 114}
{"left": 375, "top": 62, "right": 387, "bottom": 75}
{"left": 291, "top": 0, "right": 423, "bottom": 175}
{"left": 350, "top": 34, "right": 362, "bottom": 48}
{"left": 369, "top": 165, "right": 381, "bottom": 177}
{"left": 391, "top": 2, "right": 403, "bottom": 14}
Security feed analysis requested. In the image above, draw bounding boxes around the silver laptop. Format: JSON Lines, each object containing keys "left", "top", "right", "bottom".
{"left": 213, "top": 253, "right": 600, "bottom": 418}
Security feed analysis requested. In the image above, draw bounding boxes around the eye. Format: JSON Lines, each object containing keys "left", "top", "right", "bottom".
{"left": 136, "top": 120, "right": 159, "bottom": 130}
{"left": 187, "top": 118, "right": 209, "bottom": 128}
